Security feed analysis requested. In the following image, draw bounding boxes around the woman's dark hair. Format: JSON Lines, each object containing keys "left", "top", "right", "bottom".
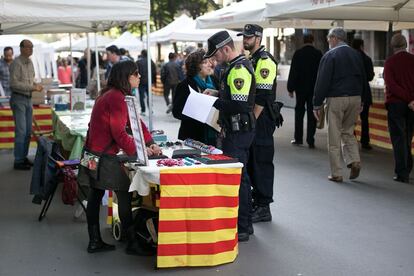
{"left": 185, "top": 49, "right": 206, "bottom": 78}
{"left": 100, "top": 60, "right": 137, "bottom": 96}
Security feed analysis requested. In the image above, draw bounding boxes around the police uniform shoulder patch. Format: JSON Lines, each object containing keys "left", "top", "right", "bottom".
{"left": 234, "top": 78, "right": 244, "bottom": 90}
{"left": 260, "top": 68, "right": 270, "bottom": 79}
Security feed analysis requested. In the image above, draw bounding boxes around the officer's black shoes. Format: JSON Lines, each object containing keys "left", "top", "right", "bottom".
{"left": 238, "top": 232, "right": 250, "bottom": 242}
{"left": 308, "top": 143, "right": 315, "bottom": 149}
{"left": 393, "top": 175, "right": 409, "bottom": 184}
{"left": 14, "top": 162, "right": 31, "bottom": 170}
{"left": 290, "top": 139, "right": 303, "bottom": 146}
{"left": 87, "top": 225, "right": 116, "bottom": 253}
{"left": 252, "top": 205, "right": 272, "bottom": 223}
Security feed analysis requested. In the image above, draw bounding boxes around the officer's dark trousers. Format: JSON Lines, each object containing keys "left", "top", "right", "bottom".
{"left": 360, "top": 103, "right": 371, "bottom": 145}
{"left": 222, "top": 131, "right": 255, "bottom": 234}
{"left": 294, "top": 93, "right": 316, "bottom": 145}
{"left": 386, "top": 102, "right": 414, "bottom": 179}
{"left": 248, "top": 111, "right": 276, "bottom": 207}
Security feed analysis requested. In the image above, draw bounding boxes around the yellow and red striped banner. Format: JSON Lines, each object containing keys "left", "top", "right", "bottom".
{"left": 157, "top": 167, "right": 241, "bottom": 268}
{"left": 0, "top": 106, "right": 52, "bottom": 149}
{"left": 355, "top": 102, "right": 414, "bottom": 152}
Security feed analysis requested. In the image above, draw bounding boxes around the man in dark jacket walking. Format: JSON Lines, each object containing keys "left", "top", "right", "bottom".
{"left": 161, "top": 53, "right": 180, "bottom": 113}
{"left": 352, "top": 38, "right": 375, "bottom": 150}
{"left": 136, "top": 50, "right": 156, "bottom": 115}
{"left": 288, "top": 33, "right": 322, "bottom": 148}
{"left": 313, "top": 27, "right": 366, "bottom": 182}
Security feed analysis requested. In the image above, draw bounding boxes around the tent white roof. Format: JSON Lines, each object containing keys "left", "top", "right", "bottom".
{"left": 109, "top": 31, "right": 144, "bottom": 51}
{"left": 151, "top": 14, "right": 241, "bottom": 43}
{"left": 0, "top": 0, "right": 150, "bottom": 34}
{"left": 196, "top": 0, "right": 274, "bottom": 29}
{"left": 54, "top": 35, "right": 114, "bottom": 52}
{"left": 196, "top": 0, "right": 414, "bottom": 31}
{"left": 264, "top": 0, "right": 414, "bottom": 31}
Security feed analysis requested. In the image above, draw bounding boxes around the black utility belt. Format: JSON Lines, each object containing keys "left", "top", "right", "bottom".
{"left": 225, "top": 112, "right": 255, "bottom": 132}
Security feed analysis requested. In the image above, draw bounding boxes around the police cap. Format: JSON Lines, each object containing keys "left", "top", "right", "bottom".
{"left": 204, "top": 30, "right": 233, "bottom": 58}
{"left": 237, "top": 24, "right": 263, "bottom": 37}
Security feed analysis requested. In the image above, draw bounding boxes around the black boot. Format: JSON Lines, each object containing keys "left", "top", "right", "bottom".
{"left": 252, "top": 205, "right": 272, "bottom": 223}
{"left": 125, "top": 227, "right": 155, "bottom": 256}
{"left": 87, "top": 225, "right": 115, "bottom": 253}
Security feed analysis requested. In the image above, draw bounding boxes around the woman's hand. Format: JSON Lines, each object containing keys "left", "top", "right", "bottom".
{"left": 146, "top": 147, "right": 154, "bottom": 156}
{"left": 149, "top": 143, "right": 162, "bottom": 156}
{"left": 203, "top": 88, "right": 218, "bottom": 97}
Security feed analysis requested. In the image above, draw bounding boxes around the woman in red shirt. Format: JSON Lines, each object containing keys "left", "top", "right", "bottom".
{"left": 83, "top": 60, "right": 161, "bottom": 255}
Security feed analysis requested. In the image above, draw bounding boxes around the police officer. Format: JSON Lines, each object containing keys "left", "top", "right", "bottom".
{"left": 238, "top": 24, "right": 278, "bottom": 223}
{"left": 204, "top": 31, "right": 256, "bottom": 242}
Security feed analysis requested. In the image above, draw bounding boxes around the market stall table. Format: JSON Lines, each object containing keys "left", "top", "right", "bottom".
{"left": 128, "top": 150, "right": 243, "bottom": 268}
{"left": 52, "top": 108, "right": 91, "bottom": 159}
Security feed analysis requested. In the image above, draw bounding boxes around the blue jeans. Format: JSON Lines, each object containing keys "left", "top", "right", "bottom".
{"left": 139, "top": 84, "right": 149, "bottom": 113}
{"left": 10, "top": 93, "right": 33, "bottom": 164}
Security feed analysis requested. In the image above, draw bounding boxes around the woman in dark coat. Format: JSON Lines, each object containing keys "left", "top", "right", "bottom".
{"left": 82, "top": 60, "right": 161, "bottom": 255}
{"left": 172, "top": 49, "right": 218, "bottom": 146}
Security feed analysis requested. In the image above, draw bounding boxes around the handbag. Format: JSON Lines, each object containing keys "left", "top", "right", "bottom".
{"left": 80, "top": 130, "right": 129, "bottom": 188}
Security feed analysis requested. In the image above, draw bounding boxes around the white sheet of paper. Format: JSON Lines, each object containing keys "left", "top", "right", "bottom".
{"left": 182, "top": 85, "right": 217, "bottom": 123}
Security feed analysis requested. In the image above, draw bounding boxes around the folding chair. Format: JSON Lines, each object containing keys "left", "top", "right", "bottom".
{"left": 32, "top": 136, "right": 87, "bottom": 221}
{"left": 32, "top": 115, "right": 53, "bottom": 141}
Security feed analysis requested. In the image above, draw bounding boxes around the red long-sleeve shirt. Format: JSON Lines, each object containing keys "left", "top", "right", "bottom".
{"left": 86, "top": 89, "right": 153, "bottom": 155}
{"left": 384, "top": 51, "right": 414, "bottom": 104}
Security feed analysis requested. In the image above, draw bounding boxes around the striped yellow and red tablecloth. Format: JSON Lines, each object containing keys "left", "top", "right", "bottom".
{"left": 355, "top": 102, "right": 414, "bottom": 151}
{"left": 0, "top": 106, "right": 52, "bottom": 149}
{"left": 157, "top": 167, "right": 241, "bottom": 268}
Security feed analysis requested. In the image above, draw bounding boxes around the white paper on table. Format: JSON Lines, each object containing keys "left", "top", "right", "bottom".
{"left": 182, "top": 85, "right": 217, "bottom": 123}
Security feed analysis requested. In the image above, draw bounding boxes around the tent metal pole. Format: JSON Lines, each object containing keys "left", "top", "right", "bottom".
{"left": 86, "top": 33, "right": 91, "bottom": 86}
{"left": 95, "top": 33, "right": 101, "bottom": 93}
{"left": 147, "top": 20, "right": 153, "bottom": 131}
{"left": 69, "top": 33, "right": 75, "bottom": 88}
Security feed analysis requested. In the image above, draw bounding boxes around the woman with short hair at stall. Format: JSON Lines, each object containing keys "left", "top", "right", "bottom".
{"left": 172, "top": 49, "right": 219, "bottom": 146}
{"left": 80, "top": 60, "right": 161, "bottom": 255}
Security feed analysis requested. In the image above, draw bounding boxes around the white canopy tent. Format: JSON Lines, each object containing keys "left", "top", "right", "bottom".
{"left": 264, "top": 0, "right": 414, "bottom": 31}
{"left": 196, "top": 0, "right": 414, "bottom": 31}
{"left": 0, "top": 0, "right": 150, "bottom": 34}
{"left": 57, "top": 35, "right": 114, "bottom": 52}
{"left": 0, "top": 0, "right": 156, "bottom": 129}
{"left": 109, "top": 31, "right": 144, "bottom": 52}
{"left": 152, "top": 14, "right": 241, "bottom": 43}
{"left": 0, "top": 35, "right": 56, "bottom": 79}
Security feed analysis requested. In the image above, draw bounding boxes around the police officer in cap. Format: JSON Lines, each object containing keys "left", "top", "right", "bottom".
{"left": 205, "top": 31, "right": 256, "bottom": 242}
{"left": 238, "top": 24, "right": 278, "bottom": 223}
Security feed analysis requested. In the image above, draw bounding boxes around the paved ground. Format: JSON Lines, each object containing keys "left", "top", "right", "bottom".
{"left": 1, "top": 95, "right": 414, "bottom": 276}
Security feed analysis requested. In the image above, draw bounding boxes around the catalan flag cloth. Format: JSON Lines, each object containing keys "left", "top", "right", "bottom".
{"left": 0, "top": 106, "right": 52, "bottom": 149}
{"left": 354, "top": 102, "right": 414, "bottom": 153}
{"left": 157, "top": 167, "right": 242, "bottom": 268}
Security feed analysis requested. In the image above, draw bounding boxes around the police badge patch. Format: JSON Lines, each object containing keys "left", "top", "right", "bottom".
{"left": 234, "top": 78, "right": 244, "bottom": 90}
{"left": 260, "top": 68, "right": 270, "bottom": 79}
